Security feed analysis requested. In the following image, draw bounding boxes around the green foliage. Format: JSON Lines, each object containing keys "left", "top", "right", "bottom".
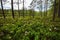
{"left": 0, "top": 17, "right": 60, "bottom": 40}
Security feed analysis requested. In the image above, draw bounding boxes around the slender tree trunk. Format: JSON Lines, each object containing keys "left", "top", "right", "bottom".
{"left": 39, "top": 6, "right": 41, "bottom": 16}
{"left": 44, "top": 0, "right": 48, "bottom": 16}
{"left": 44, "top": 1, "right": 46, "bottom": 17}
{"left": 29, "top": 10, "right": 32, "bottom": 18}
{"left": 45, "top": 4, "right": 47, "bottom": 16}
{"left": 23, "top": 0, "right": 24, "bottom": 17}
{"left": 44, "top": 5, "right": 46, "bottom": 16}
{"left": 32, "top": 0, "right": 34, "bottom": 18}
{"left": 39, "top": 0, "right": 42, "bottom": 17}
{"left": 32, "top": 9, "right": 34, "bottom": 18}
{"left": 53, "top": 0, "right": 56, "bottom": 21}
{"left": 39, "top": 5, "right": 42, "bottom": 17}
{"left": 18, "top": 0, "right": 20, "bottom": 17}
{"left": 45, "top": 0, "right": 48, "bottom": 16}
{"left": 58, "top": 0, "right": 60, "bottom": 17}
{"left": 26, "top": 8, "right": 28, "bottom": 16}
{"left": 1, "top": 0, "right": 5, "bottom": 19}
{"left": 11, "top": 0, "right": 14, "bottom": 18}
{"left": 41, "top": 1, "right": 42, "bottom": 17}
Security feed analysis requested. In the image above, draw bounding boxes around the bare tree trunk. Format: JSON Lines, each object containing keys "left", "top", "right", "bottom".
{"left": 58, "top": 0, "right": 60, "bottom": 17}
{"left": 18, "top": 0, "right": 20, "bottom": 17}
{"left": 45, "top": 4, "right": 47, "bottom": 16}
{"left": 45, "top": 0, "right": 48, "bottom": 16}
{"left": 39, "top": 6, "right": 41, "bottom": 16}
{"left": 44, "top": 0, "right": 48, "bottom": 16}
{"left": 23, "top": 0, "right": 24, "bottom": 17}
{"left": 11, "top": 0, "right": 14, "bottom": 18}
{"left": 29, "top": 10, "right": 32, "bottom": 18}
{"left": 32, "top": 9, "right": 34, "bottom": 18}
{"left": 39, "top": 4, "right": 42, "bottom": 17}
{"left": 53, "top": 0, "right": 57, "bottom": 21}
{"left": 44, "top": 5, "right": 46, "bottom": 16}
{"left": 26, "top": 8, "right": 27, "bottom": 16}
{"left": 32, "top": 0, "right": 34, "bottom": 18}
{"left": 1, "top": 0, "right": 5, "bottom": 19}
{"left": 41, "top": 1, "right": 42, "bottom": 17}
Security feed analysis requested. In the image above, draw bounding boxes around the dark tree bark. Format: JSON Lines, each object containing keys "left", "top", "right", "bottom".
{"left": 53, "top": 0, "right": 57, "bottom": 21}
{"left": 58, "top": 0, "right": 60, "bottom": 17}
{"left": 1, "top": 0, "right": 5, "bottom": 19}
{"left": 11, "top": 0, "right": 14, "bottom": 18}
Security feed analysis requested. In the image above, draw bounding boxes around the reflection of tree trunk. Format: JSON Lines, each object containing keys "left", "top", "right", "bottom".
{"left": 1, "top": 0, "right": 5, "bottom": 18}
{"left": 53, "top": 0, "right": 56, "bottom": 21}
{"left": 18, "top": 0, "right": 20, "bottom": 17}
{"left": 23, "top": 0, "right": 24, "bottom": 17}
{"left": 58, "top": 0, "right": 60, "bottom": 17}
{"left": 11, "top": 0, "right": 14, "bottom": 18}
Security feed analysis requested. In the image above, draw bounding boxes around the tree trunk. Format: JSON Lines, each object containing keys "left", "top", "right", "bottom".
{"left": 45, "top": 0, "right": 48, "bottom": 16}
{"left": 1, "top": 0, "right": 5, "bottom": 19}
{"left": 23, "top": 0, "right": 24, "bottom": 17}
{"left": 32, "top": 9, "right": 34, "bottom": 18}
{"left": 29, "top": 10, "right": 32, "bottom": 18}
{"left": 18, "top": 0, "right": 20, "bottom": 17}
{"left": 32, "top": 0, "right": 34, "bottom": 18}
{"left": 58, "top": 0, "right": 60, "bottom": 17}
{"left": 41, "top": 1, "right": 42, "bottom": 17}
{"left": 43, "top": 0, "right": 45, "bottom": 16}
{"left": 53, "top": 0, "right": 57, "bottom": 21}
{"left": 45, "top": 4, "right": 47, "bottom": 16}
{"left": 11, "top": 0, "right": 14, "bottom": 18}
{"left": 44, "top": 0, "right": 48, "bottom": 16}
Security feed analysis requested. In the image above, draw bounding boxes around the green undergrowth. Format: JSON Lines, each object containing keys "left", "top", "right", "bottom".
{"left": 0, "top": 17, "right": 60, "bottom": 40}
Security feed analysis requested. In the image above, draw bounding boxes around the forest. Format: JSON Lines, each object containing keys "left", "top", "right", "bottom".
{"left": 0, "top": 0, "right": 60, "bottom": 40}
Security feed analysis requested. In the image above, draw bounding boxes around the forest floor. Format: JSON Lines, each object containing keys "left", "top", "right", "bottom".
{"left": 0, "top": 16, "right": 60, "bottom": 40}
